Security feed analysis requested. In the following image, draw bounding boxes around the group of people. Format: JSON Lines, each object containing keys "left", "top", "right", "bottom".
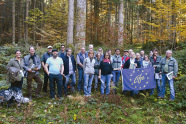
{"left": 6, "top": 44, "right": 178, "bottom": 102}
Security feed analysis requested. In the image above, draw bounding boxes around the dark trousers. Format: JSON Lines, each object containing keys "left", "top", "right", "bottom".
{"left": 43, "top": 72, "right": 49, "bottom": 92}
{"left": 11, "top": 77, "right": 23, "bottom": 89}
{"left": 27, "top": 72, "right": 43, "bottom": 96}
{"left": 49, "top": 73, "right": 63, "bottom": 98}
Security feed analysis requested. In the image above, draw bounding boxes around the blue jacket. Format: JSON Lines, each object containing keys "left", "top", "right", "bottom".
{"left": 77, "top": 52, "right": 88, "bottom": 70}
{"left": 63, "top": 55, "right": 76, "bottom": 75}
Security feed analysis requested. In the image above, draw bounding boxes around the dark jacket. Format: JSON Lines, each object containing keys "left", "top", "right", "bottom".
{"left": 63, "top": 55, "right": 76, "bottom": 75}
{"left": 94, "top": 58, "right": 101, "bottom": 75}
{"left": 123, "top": 58, "right": 141, "bottom": 69}
{"left": 149, "top": 55, "right": 162, "bottom": 73}
{"left": 41, "top": 52, "right": 52, "bottom": 64}
{"left": 58, "top": 51, "right": 66, "bottom": 59}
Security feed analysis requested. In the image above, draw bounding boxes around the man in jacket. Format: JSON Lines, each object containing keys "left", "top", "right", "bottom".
{"left": 77, "top": 47, "right": 88, "bottom": 92}
{"left": 155, "top": 50, "right": 178, "bottom": 101}
{"left": 23, "top": 46, "right": 43, "bottom": 99}
{"left": 63, "top": 48, "right": 76, "bottom": 95}
{"left": 111, "top": 49, "right": 122, "bottom": 92}
{"left": 149, "top": 48, "right": 162, "bottom": 95}
{"left": 58, "top": 44, "right": 66, "bottom": 59}
{"left": 41, "top": 46, "right": 53, "bottom": 93}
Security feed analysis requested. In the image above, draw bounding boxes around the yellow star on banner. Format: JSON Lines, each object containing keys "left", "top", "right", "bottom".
{"left": 146, "top": 73, "right": 147, "bottom": 75}
{"left": 130, "top": 79, "right": 132, "bottom": 81}
{"left": 135, "top": 86, "right": 137, "bottom": 88}
{"left": 146, "top": 82, "right": 148, "bottom": 84}
{"left": 137, "top": 70, "right": 139, "bottom": 71}
{"left": 144, "top": 85, "right": 146, "bottom": 87}
{"left": 140, "top": 87, "right": 141, "bottom": 89}
{"left": 133, "top": 71, "right": 135, "bottom": 73}
{"left": 147, "top": 77, "right": 149, "bottom": 79}
{"left": 131, "top": 83, "right": 133, "bottom": 85}
{"left": 130, "top": 74, "right": 132, "bottom": 76}
{"left": 142, "top": 70, "right": 144, "bottom": 72}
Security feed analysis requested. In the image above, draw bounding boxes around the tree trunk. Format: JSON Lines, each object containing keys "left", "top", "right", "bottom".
{"left": 75, "top": 0, "right": 86, "bottom": 54}
{"left": 67, "top": 0, "right": 74, "bottom": 46}
{"left": 25, "top": 0, "right": 30, "bottom": 45}
{"left": 12, "top": 0, "right": 15, "bottom": 44}
{"left": 118, "top": 0, "right": 124, "bottom": 45}
{"left": 18, "top": 0, "right": 22, "bottom": 43}
{"left": 94, "top": 0, "right": 99, "bottom": 44}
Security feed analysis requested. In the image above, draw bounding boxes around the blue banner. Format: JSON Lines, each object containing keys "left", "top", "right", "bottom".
{"left": 122, "top": 67, "right": 156, "bottom": 91}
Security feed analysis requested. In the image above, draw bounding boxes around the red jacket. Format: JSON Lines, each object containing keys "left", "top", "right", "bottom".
{"left": 122, "top": 56, "right": 130, "bottom": 68}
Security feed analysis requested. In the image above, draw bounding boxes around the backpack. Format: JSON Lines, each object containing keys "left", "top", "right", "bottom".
{"left": 6, "top": 67, "right": 22, "bottom": 83}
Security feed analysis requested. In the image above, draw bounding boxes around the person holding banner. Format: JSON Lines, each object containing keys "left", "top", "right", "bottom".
{"left": 83, "top": 51, "right": 95, "bottom": 97}
{"left": 155, "top": 50, "right": 178, "bottom": 101}
{"left": 142, "top": 55, "right": 152, "bottom": 68}
{"left": 98, "top": 52, "right": 113, "bottom": 95}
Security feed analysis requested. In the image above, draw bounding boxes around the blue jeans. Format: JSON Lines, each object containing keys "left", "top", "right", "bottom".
{"left": 84, "top": 73, "right": 94, "bottom": 96}
{"left": 94, "top": 75, "right": 99, "bottom": 89}
{"left": 77, "top": 70, "right": 84, "bottom": 91}
{"left": 49, "top": 73, "right": 63, "bottom": 98}
{"left": 112, "top": 70, "right": 121, "bottom": 87}
{"left": 159, "top": 74, "right": 175, "bottom": 100}
{"left": 65, "top": 73, "right": 76, "bottom": 93}
{"left": 101, "top": 74, "right": 112, "bottom": 94}
{"left": 150, "top": 79, "right": 161, "bottom": 95}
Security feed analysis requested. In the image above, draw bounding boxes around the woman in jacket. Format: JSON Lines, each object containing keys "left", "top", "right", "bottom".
{"left": 83, "top": 51, "right": 95, "bottom": 96}
{"left": 98, "top": 52, "right": 113, "bottom": 95}
{"left": 94, "top": 52, "right": 102, "bottom": 91}
{"left": 142, "top": 55, "right": 152, "bottom": 68}
{"left": 7, "top": 50, "right": 24, "bottom": 89}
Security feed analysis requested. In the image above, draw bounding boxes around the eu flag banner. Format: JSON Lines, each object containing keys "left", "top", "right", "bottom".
{"left": 122, "top": 67, "right": 156, "bottom": 91}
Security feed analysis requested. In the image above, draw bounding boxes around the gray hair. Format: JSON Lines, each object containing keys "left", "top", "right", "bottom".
{"left": 166, "top": 50, "right": 172, "bottom": 54}
{"left": 89, "top": 44, "right": 93, "bottom": 48}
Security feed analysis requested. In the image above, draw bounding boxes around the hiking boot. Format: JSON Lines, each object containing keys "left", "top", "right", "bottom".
{"left": 157, "top": 96, "right": 164, "bottom": 99}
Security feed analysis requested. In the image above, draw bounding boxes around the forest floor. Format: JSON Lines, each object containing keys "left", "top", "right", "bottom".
{"left": 0, "top": 78, "right": 185, "bottom": 124}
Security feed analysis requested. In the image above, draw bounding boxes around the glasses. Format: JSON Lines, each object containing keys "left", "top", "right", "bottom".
{"left": 105, "top": 55, "right": 109, "bottom": 56}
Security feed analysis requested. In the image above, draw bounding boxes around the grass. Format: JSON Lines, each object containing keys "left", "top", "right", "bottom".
{"left": 0, "top": 79, "right": 185, "bottom": 124}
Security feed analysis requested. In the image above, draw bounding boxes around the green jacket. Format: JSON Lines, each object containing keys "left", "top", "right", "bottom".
{"left": 158, "top": 57, "right": 178, "bottom": 77}
{"left": 6, "top": 58, "right": 23, "bottom": 83}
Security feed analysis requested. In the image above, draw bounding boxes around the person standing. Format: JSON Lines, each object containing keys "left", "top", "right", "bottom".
{"left": 94, "top": 52, "right": 102, "bottom": 91}
{"left": 77, "top": 47, "right": 88, "bottom": 92}
{"left": 135, "top": 53, "right": 142, "bottom": 68}
{"left": 58, "top": 44, "right": 66, "bottom": 59}
{"left": 23, "top": 46, "right": 43, "bottom": 99}
{"left": 149, "top": 49, "right": 162, "bottom": 95}
{"left": 83, "top": 51, "right": 95, "bottom": 96}
{"left": 155, "top": 50, "right": 178, "bottom": 101}
{"left": 142, "top": 55, "right": 152, "bottom": 68}
{"left": 63, "top": 48, "right": 76, "bottom": 95}
{"left": 97, "top": 47, "right": 104, "bottom": 60}
{"left": 122, "top": 50, "right": 130, "bottom": 68}
{"left": 41, "top": 46, "right": 53, "bottom": 93}
{"left": 140, "top": 50, "right": 145, "bottom": 61}
{"left": 44, "top": 49, "right": 64, "bottom": 99}
{"left": 111, "top": 49, "right": 122, "bottom": 92}
{"left": 86, "top": 44, "right": 96, "bottom": 58}
{"left": 7, "top": 50, "right": 24, "bottom": 89}
{"left": 98, "top": 52, "right": 113, "bottom": 95}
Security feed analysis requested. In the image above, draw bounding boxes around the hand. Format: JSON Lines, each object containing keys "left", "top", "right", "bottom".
{"left": 172, "top": 76, "right": 175, "bottom": 79}
{"left": 48, "top": 73, "right": 50, "bottom": 76}
{"left": 27, "top": 69, "right": 32, "bottom": 72}
{"left": 153, "top": 65, "right": 157, "bottom": 68}
{"left": 98, "top": 76, "right": 101, "bottom": 79}
{"left": 135, "top": 63, "right": 137, "bottom": 67}
{"left": 34, "top": 68, "right": 38, "bottom": 71}
{"left": 62, "top": 74, "right": 65, "bottom": 77}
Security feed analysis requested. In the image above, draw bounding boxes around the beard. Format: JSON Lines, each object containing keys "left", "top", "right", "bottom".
{"left": 53, "top": 54, "right": 58, "bottom": 58}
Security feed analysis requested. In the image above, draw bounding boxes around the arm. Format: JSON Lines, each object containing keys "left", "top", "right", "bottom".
{"left": 98, "top": 69, "right": 101, "bottom": 79}
{"left": 173, "top": 60, "right": 178, "bottom": 77}
{"left": 41, "top": 62, "right": 45, "bottom": 69}
{"left": 77, "top": 55, "right": 83, "bottom": 67}
{"left": 44, "top": 63, "right": 49, "bottom": 75}
{"left": 7, "top": 59, "right": 12, "bottom": 70}
{"left": 23, "top": 57, "right": 32, "bottom": 72}
{"left": 83, "top": 59, "right": 86, "bottom": 71}
{"left": 61, "top": 64, "right": 64, "bottom": 75}
{"left": 36, "top": 56, "right": 41, "bottom": 70}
